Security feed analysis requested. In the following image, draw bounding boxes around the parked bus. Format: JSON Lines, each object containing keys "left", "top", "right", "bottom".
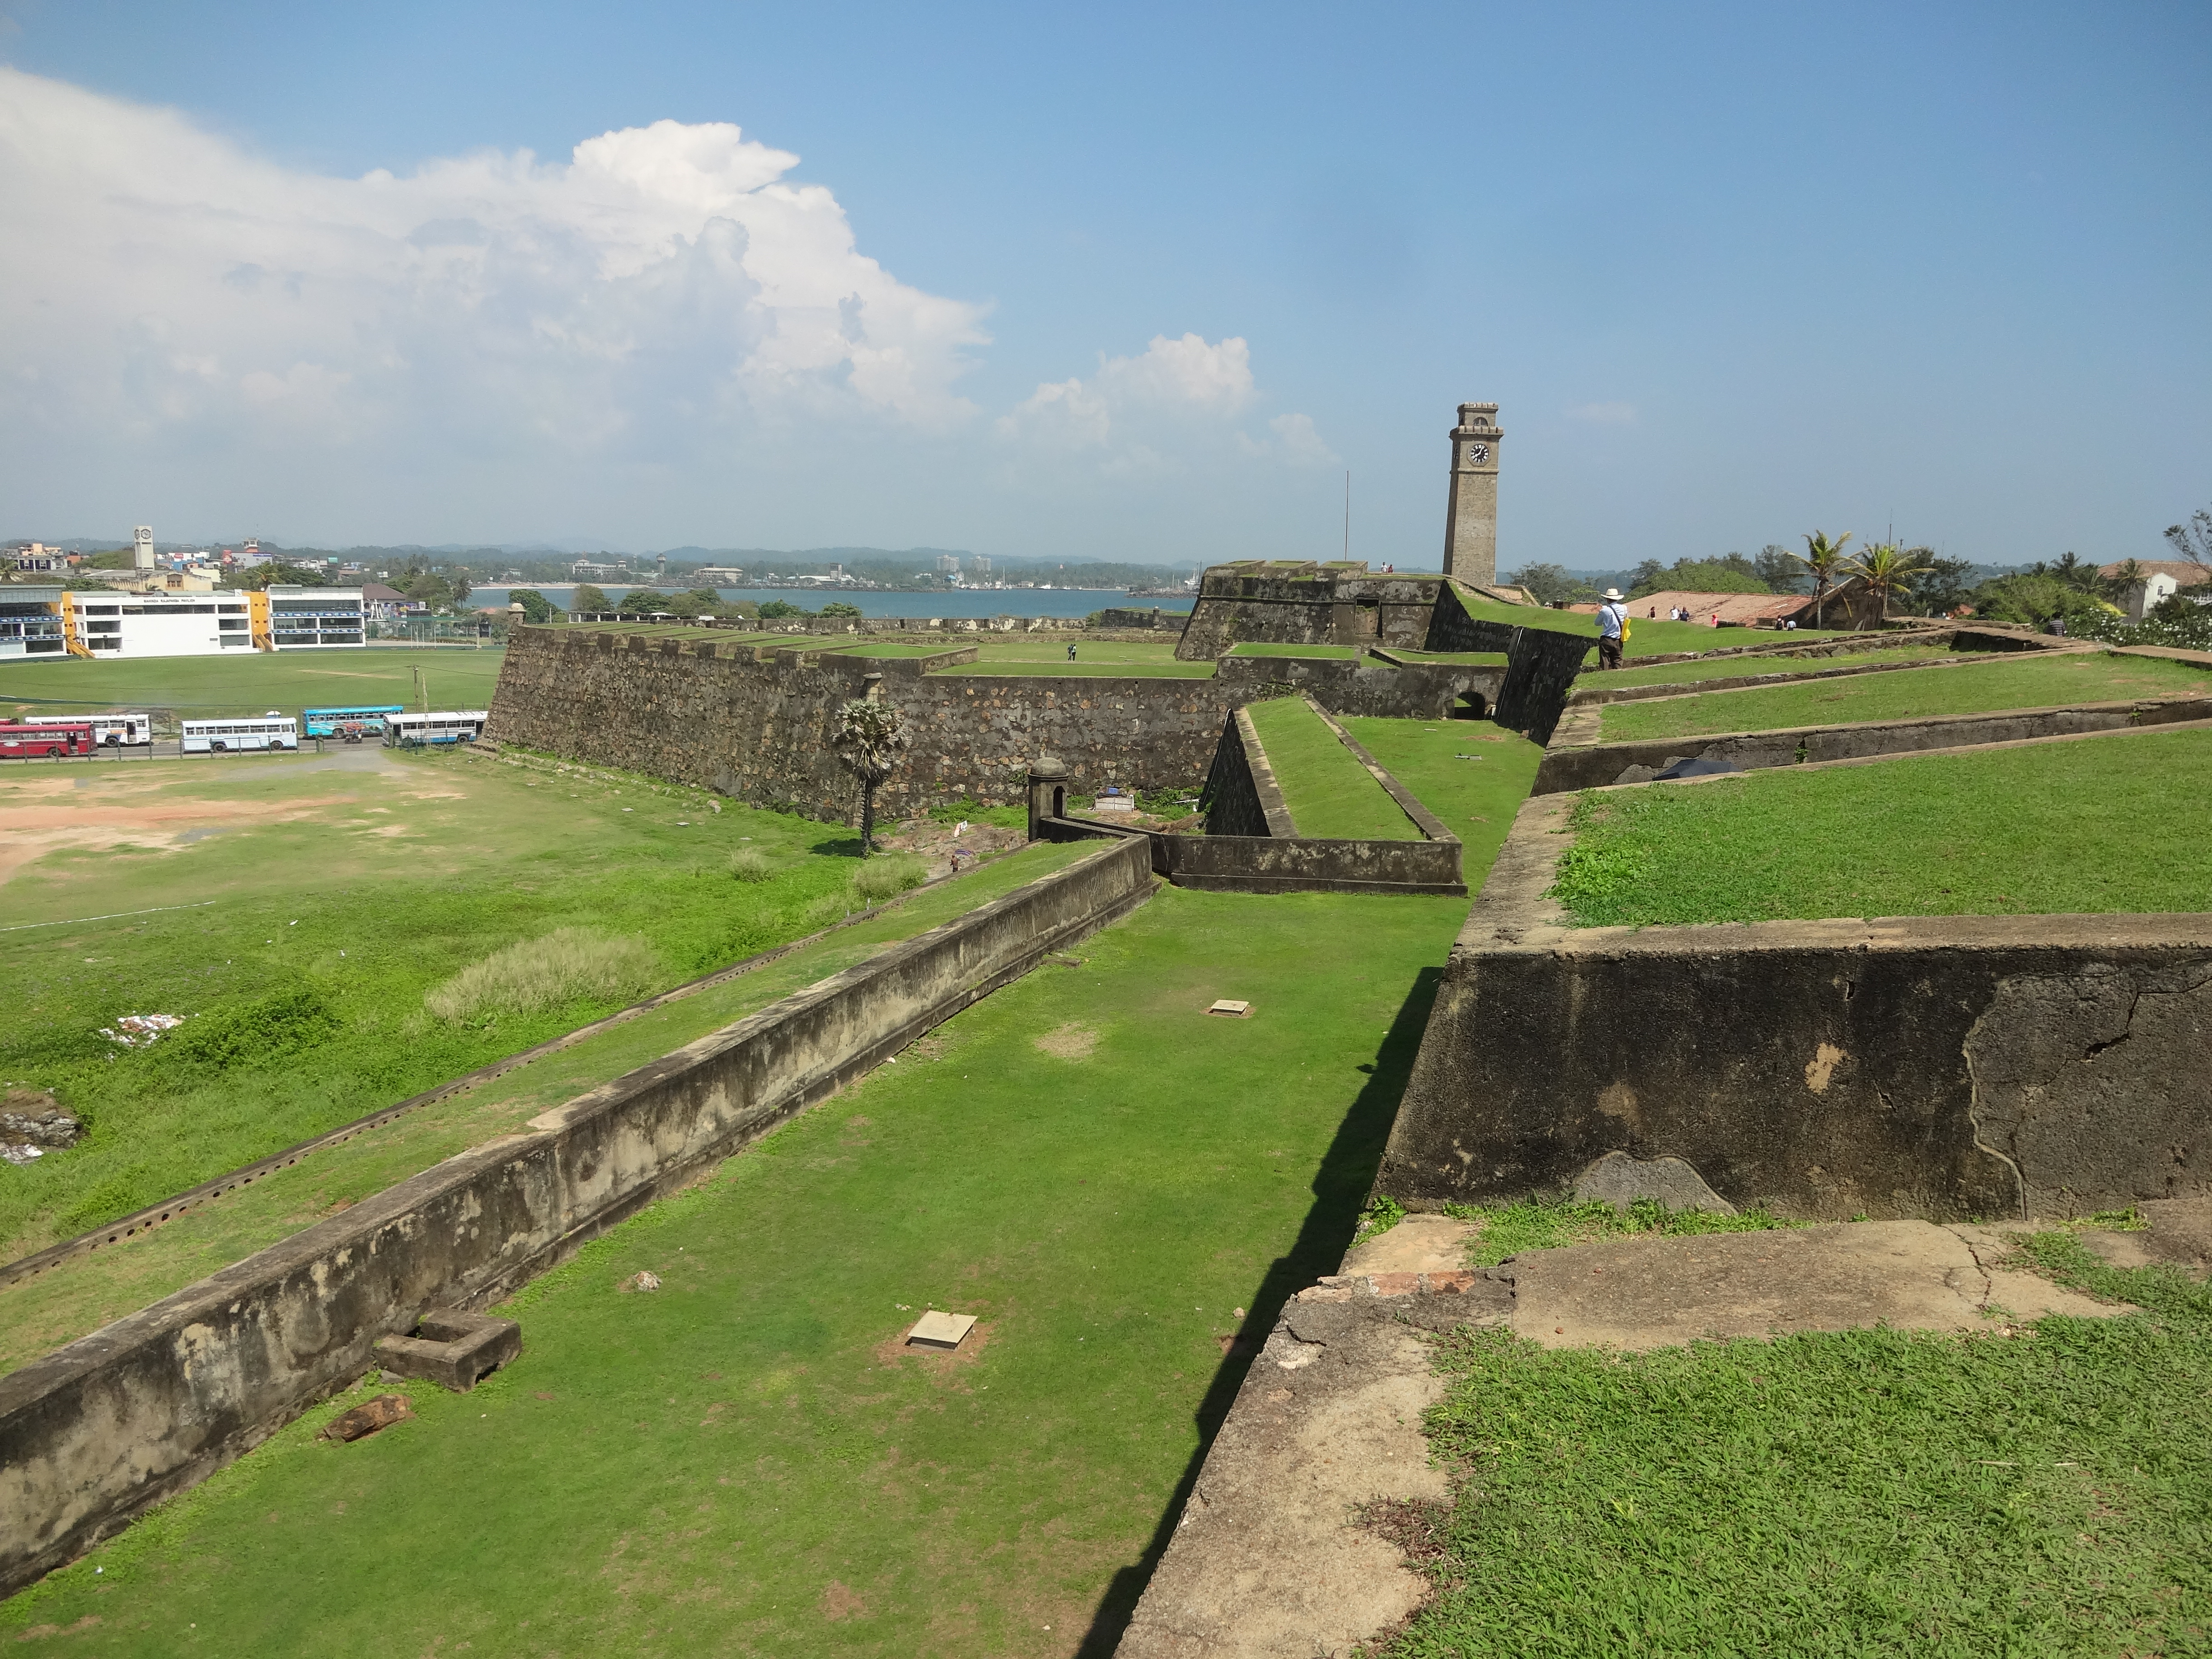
{"left": 23, "top": 712, "right": 152, "bottom": 747}
{"left": 181, "top": 713, "right": 299, "bottom": 754}
{"left": 384, "top": 710, "right": 488, "bottom": 748}
{"left": 302, "top": 704, "right": 405, "bottom": 741}
{"left": 0, "top": 721, "right": 95, "bottom": 759}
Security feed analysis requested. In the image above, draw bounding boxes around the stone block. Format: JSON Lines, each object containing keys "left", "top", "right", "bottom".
{"left": 373, "top": 1310, "right": 522, "bottom": 1393}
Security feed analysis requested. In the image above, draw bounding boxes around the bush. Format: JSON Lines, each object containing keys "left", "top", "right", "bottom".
{"left": 758, "top": 599, "right": 806, "bottom": 620}
{"left": 728, "top": 847, "right": 776, "bottom": 883}
{"left": 425, "top": 928, "right": 660, "bottom": 1023}
{"left": 851, "top": 853, "right": 928, "bottom": 904}
{"left": 155, "top": 985, "right": 345, "bottom": 1074}
{"left": 818, "top": 600, "right": 862, "bottom": 618}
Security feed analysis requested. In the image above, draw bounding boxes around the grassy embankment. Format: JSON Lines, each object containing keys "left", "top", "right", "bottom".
{"left": 1550, "top": 725, "right": 2212, "bottom": 927}
{"left": 0, "top": 837, "right": 1098, "bottom": 1379}
{"left": 935, "top": 638, "right": 1213, "bottom": 678}
{"left": 1585, "top": 643, "right": 1964, "bottom": 691}
{"left": 1596, "top": 650, "right": 2211, "bottom": 744}
{"left": 0, "top": 722, "right": 1549, "bottom": 1657}
{"left": 1447, "top": 590, "right": 1856, "bottom": 662}
{"left": 0, "top": 648, "right": 507, "bottom": 720}
{"left": 0, "top": 744, "right": 994, "bottom": 1262}
{"left": 1242, "top": 697, "right": 1421, "bottom": 841}
{"left": 1222, "top": 642, "right": 1360, "bottom": 659}
{"left": 1390, "top": 1232, "right": 2212, "bottom": 1655}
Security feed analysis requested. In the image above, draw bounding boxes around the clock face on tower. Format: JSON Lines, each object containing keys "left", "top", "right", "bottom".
{"left": 1466, "top": 442, "right": 1490, "bottom": 464}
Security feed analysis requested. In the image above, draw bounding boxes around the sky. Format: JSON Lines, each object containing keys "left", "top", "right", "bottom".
{"left": 2, "top": 0, "right": 2207, "bottom": 571}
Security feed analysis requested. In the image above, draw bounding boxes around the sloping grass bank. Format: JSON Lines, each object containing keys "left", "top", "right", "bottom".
{"left": 1550, "top": 726, "right": 2212, "bottom": 926}
{"left": 0, "top": 884, "right": 1474, "bottom": 1657}
{"left": 1597, "top": 650, "right": 2211, "bottom": 743}
{"left": 1244, "top": 697, "right": 1420, "bottom": 840}
{"left": 0, "top": 839, "right": 1097, "bottom": 1380}
{"left": 1389, "top": 1233, "right": 2212, "bottom": 1656}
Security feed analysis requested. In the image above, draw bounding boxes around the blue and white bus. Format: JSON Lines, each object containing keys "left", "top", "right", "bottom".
{"left": 303, "top": 703, "right": 405, "bottom": 741}
{"left": 182, "top": 714, "right": 299, "bottom": 754}
{"left": 384, "top": 710, "right": 487, "bottom": 748}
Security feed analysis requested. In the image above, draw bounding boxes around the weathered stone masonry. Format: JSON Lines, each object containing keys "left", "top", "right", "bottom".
{"left": 486, "top": 627, "right": 1498, "bottom": 819}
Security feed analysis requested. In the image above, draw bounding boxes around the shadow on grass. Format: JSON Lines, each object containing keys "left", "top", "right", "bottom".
{"left": 1074, "top": 964, "right": 1443, "bottom": 1656}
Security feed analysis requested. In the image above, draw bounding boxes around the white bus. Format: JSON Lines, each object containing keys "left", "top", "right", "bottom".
{"left": 24, "top": 712, "right": 153, "bottom": 746}
{"left": 384, "top": 710, "right": 488, "bottom": 748}
{"left": 181, "top": 713, "right": 299, "bottom": 754}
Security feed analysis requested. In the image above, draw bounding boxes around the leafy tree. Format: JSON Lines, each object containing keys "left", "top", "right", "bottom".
{"left": 1753, "top": 544, "right": 1804, "bottom": 594}
{"left": 509, "top": 588, "right": 558, "bottom": 623}
{"left": 1506, "top": 563, "right": 1586, "bottom": 605}
{"left": 1973, "top": 572, "right": 2117, "bottom": 631}
{"left": 1795, "top": 530, "right": 1854, "bottom": 628}
{"left": 758, "top": 599, "right": 807, "bottom": 620}
{"left": 1631, "top": 557, "right": 1770, "bottom": 598}
{"left": 833, "top": 697, "right": 907, "bottom": 855}
{"left": 571, "top": 583, "right": 610, "bottom": 613}
{"left": 447, "top": 569, "right": 473, "bottom": 608}
{"left": 1904, "top": 555, "right": 1978, "bottom": 616}
{"left": 616, "top": 588, "right": 661, "bottom": 614}
{"left": 226, "top": 561, "right": 328, "bottom": 590}
{"left": 2164, "top": 507, "right": 2212, "bottom": 584}
{"left": 1838, "top": 543, "right": 1933, "bottom": 628}
{"left": 2046, "top": 552, "right": 2104, "bottom": 595}
{"left": 818, "top": 600, "right": 863, "bottom": 618}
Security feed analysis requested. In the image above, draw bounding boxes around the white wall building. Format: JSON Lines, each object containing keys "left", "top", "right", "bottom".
{"left": 67, "top": 592, "right": 255, "bottom": 657}
{"left": 0, "top": 586, "right": 365, "bottom": 661}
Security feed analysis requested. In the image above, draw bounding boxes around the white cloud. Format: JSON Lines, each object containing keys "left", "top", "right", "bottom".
{"left": 999, "top": 333, "right": 1326, "bottom": 472}
{"left": 0, "top": 68, "right": 991, "bottom": 476}
{"left": 1566, "top": 400, "right": 1639, "bottom": 425}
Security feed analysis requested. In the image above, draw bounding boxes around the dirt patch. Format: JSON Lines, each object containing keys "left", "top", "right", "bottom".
{"left": 1033, "top": 1022, "right": 1099, "bottom": 1060}
{"left": 0, "top": 793, "right": 355, "bottom": 885}
{"left": 819, "top": 1580, "right": 867, "bottom": 1621}
{"left": 871, "top": 1315, "right": 994, "bottom": 1379}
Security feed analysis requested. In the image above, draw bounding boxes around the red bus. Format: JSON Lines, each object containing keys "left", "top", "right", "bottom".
{"left": 0, "top": 721, "right": 95, "bottom": 759}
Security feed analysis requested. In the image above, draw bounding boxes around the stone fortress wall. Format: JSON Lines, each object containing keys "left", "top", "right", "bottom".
{"left": 485, "top": 623, "right": 1502, "bottom": 819}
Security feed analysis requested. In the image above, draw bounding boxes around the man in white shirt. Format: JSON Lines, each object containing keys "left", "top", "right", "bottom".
{"left": 1596, "top": 587, "right": 1628, "bottom": 670}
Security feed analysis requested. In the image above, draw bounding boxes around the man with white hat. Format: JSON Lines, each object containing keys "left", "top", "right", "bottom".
{"left": 1595, "top": 586, "right": 1628, "bottom": 671}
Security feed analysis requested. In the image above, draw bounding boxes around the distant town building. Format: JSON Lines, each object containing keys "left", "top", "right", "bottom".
{"left": 9, "top": 544, "right": 73, "bottom": 573}
{"left": 2101, "top": 560, "right": 2210, "bottom": 622}
{"left": 693, "top": 566, "right": 746, "bottom": 585}
{"left": 132, "top": 526, "right": 156, "bottom": 571}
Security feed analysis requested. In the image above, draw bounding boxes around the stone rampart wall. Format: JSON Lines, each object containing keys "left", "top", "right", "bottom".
{"left": 1381, "top": 792, "right": 2212, "bottom": 1221}
{"left": 0, "top": 838, "right": 1155, "bottom": 1598}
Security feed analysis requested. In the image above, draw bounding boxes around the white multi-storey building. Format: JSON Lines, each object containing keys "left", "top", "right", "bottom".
{"left": 0, "top": 585, "right": 366, "bottom": 661}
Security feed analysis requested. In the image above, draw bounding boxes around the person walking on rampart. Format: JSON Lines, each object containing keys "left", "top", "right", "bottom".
{"left": 1596, "top": 587, "right": 1628, "bottom": 671}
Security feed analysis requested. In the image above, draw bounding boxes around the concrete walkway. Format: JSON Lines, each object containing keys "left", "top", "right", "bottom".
{"left": 1115, "top": 1204, "right": 2207, "bottom": 1658}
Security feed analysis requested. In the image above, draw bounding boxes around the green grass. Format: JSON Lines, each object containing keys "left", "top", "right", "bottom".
{"left": 967, "top": 639, "right": 1185, "bottom": 664}
{"left": 0, "top": 883, "right": 1473, "bottom": 1656}
{"left": 1243, "top": 697, "right": 1420, "bottom": 841}
{"left": 0, "top": 746, "right": 991, "bottom": 1259}
{"left": 1434, "top": 1195, "right": 1799, "bottom": 1265}
{"left": 1449, "top": 591, "right": 1854, "bottom": 661}
{"left": 0, "top": 839, "right": 1097, "bottom": 1379}
{"left": 0, "top": 647, "right": 508, "bottom": 718}
{"left": 1379, "top": 649, "right": 1510, "bottom": 667}
{"left": 1587, "top": 644, "right": 1963, "bottom": 691}
{"left": 1390, "top": 1231, "right": 2212, "bottom": 1657}
{"left": 933, "top": 659, "right": 1216, "bottom": 678}
{"left": 1549, "top": 726, "right": 2212, "bottom": 926}
{"left": 1223, "top": 642, "right": 1361, "bottom": 659}
{"left": 1597, "top": 651, "right": 2212, "bottom": 743}
{"left": 1336, "top": 717, "right": 1544, "bottom": 872}
{"left": 822, "top": 642, "right": 966, "bottom": 659}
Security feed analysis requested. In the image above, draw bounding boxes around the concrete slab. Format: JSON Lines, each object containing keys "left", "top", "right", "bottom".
{"left": 1509, "top": 1220, "right": 2128, "bottom": 1351}
{"left": 905, "top": 1310, "right": 975, "bottom": 1350}
{"left": 1117, "top": 1279, "right": 1510, "bottom": 1659}
{"left": 2074, "top": 1197, "right": 2212, "bottom": 1279}
{"left": 1339, "top": 1214, "right": 1476, "bottom": 1277}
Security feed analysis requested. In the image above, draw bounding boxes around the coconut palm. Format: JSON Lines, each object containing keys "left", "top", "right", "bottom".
{"left": 1795, "top": 530, "right": 1854, "bottom": 628}
{"left": 2104, "top": 558, "right": 2147, "bottom": 607}
{"left": 1838, "top": 542, "right": 1934, "bottom": 630}
{"left": 833, "top": 696, "right": 907, "bottom": 855}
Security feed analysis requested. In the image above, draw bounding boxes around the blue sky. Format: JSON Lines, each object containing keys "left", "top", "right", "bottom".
{"left": 2, "top": 0, "right": 2206, "bottom": 571}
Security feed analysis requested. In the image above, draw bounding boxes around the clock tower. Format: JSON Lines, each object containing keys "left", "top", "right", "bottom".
{"left": 1443, "top": 401, "right": 1502, "bottom": 585}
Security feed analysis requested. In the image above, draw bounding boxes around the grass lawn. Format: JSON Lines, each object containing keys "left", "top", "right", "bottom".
{"left": 824, "top": 642, "right": 965, "bottom": 658}
{"left": 1243, "top": 698, "right": 1420, "bottom": 841}
{"left": 1338, "top": 717, "right": 1544, "bottom": 872}
{"left": 1448, "top": 593, "right": 1854, "bottom": 661}
{"left": 1597, "top": 650, "right": 2212, "bottom": 743}
{"left": 934, "top": 660, "right": 1215, "bottom": 678}
{"left": 1549, "top": 726, "right": 2212, "bottom": 926}
{"left": 967, "top": 640, "right": 1185, "bottom": 665}
{"left": 0, "top": 883, "right": 1476, "bottom": 1657}
{"left": 1586, "top": 643, "right": 1963, "bottom": 691}
{"left": 1392, "top": 1232, "right": 2212, "bottom": 1656}
{"left": 1223, "top": 642, "right": 1361, "bottom": 659}
{"left": 0, "top": 647, "right": 508, "bottom": 719}
{"left": 1381, "top": 649, "right": 1510, "bottom": 667}
{"left": 0, "top": 746, "right": 993, "bottom": 1259}
{"left": 0, "top": 839, "right": 1098, "bottom": 1379}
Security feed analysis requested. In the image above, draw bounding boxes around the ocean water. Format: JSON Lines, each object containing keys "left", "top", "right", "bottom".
{"left": 468, "top": 586, "right": 1188, "bottom": 620}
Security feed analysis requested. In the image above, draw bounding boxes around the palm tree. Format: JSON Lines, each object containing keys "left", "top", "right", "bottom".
{"left": 2104, "top": 558, "right": 2147, "bottom": 609}
{"left": 1795, "top": 530, "right": 1854, "bottom": 628}
{"left": 833, "top": 695, "right": 907, "bottom": 855}
{"left": 1838, "top": 542, "right": 1934, "bottom": 630}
